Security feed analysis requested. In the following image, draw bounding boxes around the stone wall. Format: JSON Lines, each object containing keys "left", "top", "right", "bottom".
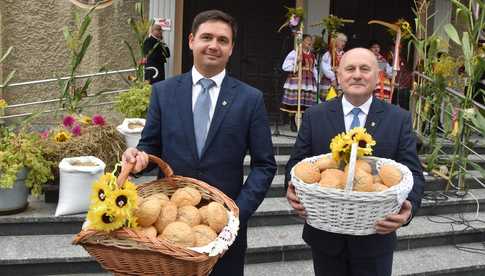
{"left": 0, "top": 0, "right": 149, "bottom": 125}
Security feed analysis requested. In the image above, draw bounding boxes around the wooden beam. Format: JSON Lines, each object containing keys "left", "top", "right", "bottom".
{"left": 173, "top": 0, "right": 183, "bottom": 75}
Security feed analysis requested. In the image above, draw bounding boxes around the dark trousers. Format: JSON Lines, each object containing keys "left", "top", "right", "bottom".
{"left": 209, "top": 230, "right": 247, "bottom": 276}
{"left": 311, "top": 247, "right": 393, "bottom": 276}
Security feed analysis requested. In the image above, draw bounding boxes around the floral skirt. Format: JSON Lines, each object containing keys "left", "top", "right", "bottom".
{"left": 281, "top": 71, "right": 317, "bottom": 113}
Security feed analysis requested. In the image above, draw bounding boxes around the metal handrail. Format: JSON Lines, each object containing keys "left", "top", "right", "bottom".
{"left": 0, "top": 68, "right": 135, "bottom": 88}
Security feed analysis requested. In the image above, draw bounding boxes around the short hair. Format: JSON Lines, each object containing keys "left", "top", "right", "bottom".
{"left": 191, "top": 10, "right": 238, "bottom": 43}
{"left": 302, "top": 34, "right": 312, "bottom": 40}
{"left": 368, "top": 40, "right": 381, "bottom": 48}
{"left": 335, "top": 32, "right": 347, "bottom": 42}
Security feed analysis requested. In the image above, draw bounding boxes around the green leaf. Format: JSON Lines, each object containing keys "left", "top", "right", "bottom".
{"left": 444, "top": 23, "right": 462, "bottom": 46}
{"left": 1, "top": 70, "right": 16, "bottom": 87}
{"left": 469, "top": 161, "right": 485, "bottom": 178}
{"left": 78, "top": 15, "right": 92, "bottom": 39}
{"left": 0, "top": 46, "right": 13, "bottom": 64}
{"left": 72, "top": 34, "right": 92, "bottom": 72}
{"left": 124, "top": 40, "right": 138, "bottom": 68}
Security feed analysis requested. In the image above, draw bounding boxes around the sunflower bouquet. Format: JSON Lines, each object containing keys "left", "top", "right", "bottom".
{"left": 330, "top": 127, "right": 376, "bottom": 165}
{"left": 85, "top": 167, "right": 138, "bottom": 232}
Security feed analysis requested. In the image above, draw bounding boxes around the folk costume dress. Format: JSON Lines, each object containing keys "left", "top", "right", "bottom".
{"left": 374, "top": 53, "right": 394, "bottom": 103}
{"left": 319, "top": 49, "right": 344, "bottom": 100}
{"left": 280, "top": 49, "right": 318, "bottom": 113}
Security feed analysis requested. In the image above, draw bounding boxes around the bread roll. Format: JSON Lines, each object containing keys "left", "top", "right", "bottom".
{"left": 207, "top": 202, "right": 228, "bottom": 233}
{"left": 154, "top": 201, "right": 178, "bottom": 233}
{"left": 379, "top": 164, "right": 402, "bottom": 187}
{"left": 136, "top": 198, "right": 162, "bottom": 227}
{"left": 199, "top": 205, "right": 209, "bottom": 225}
{"left": 192, "top": 224, "right": 218, "bottom": 247}
{"left": 315, "top": 157, "right": 338, "bottom": 171}
{"left": 171, "top": 187, "right": 202, "bottom": 207}
{"left": 294, "top": 162, "right": 321, "bottom": 184}
{"left": 319, "top": 169, "right": 345, "bottom": 189}
{"left": 177, "top": 205, "right": 201, "bottom": 227}
{"left": 160, "top": 221, "right": 195, "bottom": 247}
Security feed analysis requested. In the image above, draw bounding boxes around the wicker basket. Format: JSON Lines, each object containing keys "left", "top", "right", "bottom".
{"left": 291, "top": 150, "right": 413, "bottom": 236}
{"left": 73, "top": 155, "right": 240, "bottom": 276}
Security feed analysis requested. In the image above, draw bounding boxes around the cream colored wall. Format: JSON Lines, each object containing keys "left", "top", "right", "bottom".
{"left": 305, "top": 0, "right": 330, "bottom": 36}
{"left": 0, "top": 0, "right": 148, "bottom": 124}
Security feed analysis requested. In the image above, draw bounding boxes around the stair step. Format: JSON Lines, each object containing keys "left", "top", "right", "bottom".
{"left": 2, "top": 212, "right": 484, "bottom": 274}
{"left": 246, "top": 212, "right": 485, "bottom": 263}
{"left": 245, "top": 241, "right": 485, "bottom": 276}
{"left": 2, "top": 188, "right": 485, "bottom": 235}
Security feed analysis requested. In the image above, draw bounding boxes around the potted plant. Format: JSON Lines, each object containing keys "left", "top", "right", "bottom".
{"left": 115, "top": 81, "right": 151, "bottom": 148}
{"left": 0, "top": 120, "right": 54, "bottom": 214}
{"left": 0, "top": 46, "right": 53, "bottom": 214}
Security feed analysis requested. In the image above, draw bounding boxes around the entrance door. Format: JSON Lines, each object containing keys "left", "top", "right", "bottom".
{"left": 330, "top": 0, "right": 414, "bottom": 53}
{"left": 182, "top": 0, "right": 295, "bottom": 115}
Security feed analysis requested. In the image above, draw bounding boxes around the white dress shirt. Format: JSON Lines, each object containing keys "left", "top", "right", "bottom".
{"left": 191, "top": 66, "right": 225, "bottom": 128}
{"left": 342, "top": 95, "right": 373, "bottom": 132}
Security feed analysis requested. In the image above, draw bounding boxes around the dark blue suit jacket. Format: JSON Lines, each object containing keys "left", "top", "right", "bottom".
{"left": 285, "top": 96, "right": 424, "bottom": 257}
{"left": 138, "top": 71, "right": 277, "bottom": 234}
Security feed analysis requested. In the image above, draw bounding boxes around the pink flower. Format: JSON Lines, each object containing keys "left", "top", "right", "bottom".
{"left": 63, "top": 115, "right": 76, "bottom": 128}
{"left": 289, "top": 15, "right": 300, "bottom": 27}
{"left": 40, "top": 130, "right": 50, "bottom": 139}
{"left": 92, "top": 114, "right": 106, "bottom": 126}
{"left": 71, "top": 124, "right": 82, "bottom": 136}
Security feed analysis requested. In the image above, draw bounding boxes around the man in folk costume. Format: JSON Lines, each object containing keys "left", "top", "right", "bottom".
{"left": 280, "top": 34, "right": 318, "bottom": 131}
{"left": 319, "top": 33, "right": 347, "bottom": 101}
{"left": 369, "top": 41, "right": 393, "bottom": 103}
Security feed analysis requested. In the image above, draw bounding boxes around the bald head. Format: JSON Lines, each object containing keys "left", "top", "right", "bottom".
{"left": 339, "top": 48, "right": 379, "bottom": 70}
{"left": 337, "top": 48, "right": 379, "bottom": 106}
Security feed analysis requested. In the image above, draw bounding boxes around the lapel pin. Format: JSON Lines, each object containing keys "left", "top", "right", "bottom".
{"left": 222, "top": 101, "right": 227, "bottom": 106}
{"left": 371, "top": 122, "right": 376, "bottom": 127}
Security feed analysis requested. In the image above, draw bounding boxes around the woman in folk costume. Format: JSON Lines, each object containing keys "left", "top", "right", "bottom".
{"left": 369, "top": 40, "right": 393, "bottom": 102}
{"left": 280, "top": 34, "right": 318, "bottom": 131}
{"left": 319, "top": 32, "right": 347, "bottom": 101}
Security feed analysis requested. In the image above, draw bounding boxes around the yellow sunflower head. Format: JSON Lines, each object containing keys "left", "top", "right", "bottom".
{"left": 330, "top": 133, "right": 351, "bottom": 164}
{"left": 107, "top": 180, "right": 138, "bottom": 219}
{"left": 90, "top": 174, "right": 115, "bottom": 206}
{"left": 0, "top": 99, "right": 7, "bottom": 110}
{"left": 54, "top": 131, "right": 71, "bottom": 142}
{"left": 87, "top": 205, "right": 125, "bottom": 232}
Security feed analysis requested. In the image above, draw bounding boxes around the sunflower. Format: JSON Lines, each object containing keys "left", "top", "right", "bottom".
{"left": 352, "top": 131, "right": 376, "bottom": 157}
{"left": 108, "top": 180, "right": 138, "bottom": 219}
{"left": 90, "top": 173, "right": 117, "bottom": 207}
{"left": 54, "top": 131, "right": 71, "bottom": 142}
{"left": 330, "top": 133, "right": 350, "bottom": 164}
{"left": 0, "top": 99, "right": 8, "bottom": 109}
{"left": 87, "top": 205, "right": 125, "bottom": 232}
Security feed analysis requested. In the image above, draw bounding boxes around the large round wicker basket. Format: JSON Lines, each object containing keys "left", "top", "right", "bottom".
{"left": 73, "top": 155, "right": 240, "bottom": 275}
{"left": 291, "top": 153, "right": 413, "bottom": 236}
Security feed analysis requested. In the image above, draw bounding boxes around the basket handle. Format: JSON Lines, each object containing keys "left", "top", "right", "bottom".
{"left": 116, "top": 154, "right": 174, "bottom": 187}
{"left": 344, "top": 143, "right": 358, "bottom": 192}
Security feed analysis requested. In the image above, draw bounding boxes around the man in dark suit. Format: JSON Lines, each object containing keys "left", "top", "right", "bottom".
{"left": 285, "top": 48, "right": 424, "bottom": 276}
{"left": 122, "top": 10, "right": 276, "bottom": 276}
{"left": 143, "top": 23, "right": 170, "bottom": 84}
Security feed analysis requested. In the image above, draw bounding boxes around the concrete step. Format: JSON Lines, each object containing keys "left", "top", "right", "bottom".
{"left": 245, "top": 241, "right": 485, "bottom": 276}
{"left": 2, "top": 188, "right": 485, "bottom": 235}
{"left": 1, "top": 212, "right": 485, "bottom": 275}
{"left": 246, "top": 212, "right": 485, "bottom": 263}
